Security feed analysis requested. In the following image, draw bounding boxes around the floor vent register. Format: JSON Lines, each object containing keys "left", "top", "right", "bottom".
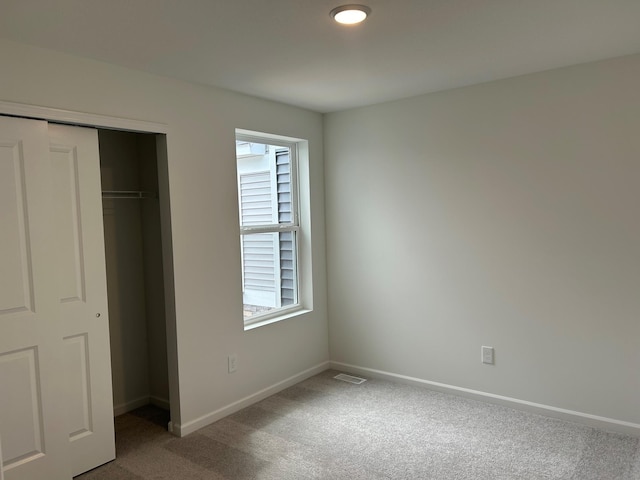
{"left": 334, "top": 373, "right": 367, "bottom": 385}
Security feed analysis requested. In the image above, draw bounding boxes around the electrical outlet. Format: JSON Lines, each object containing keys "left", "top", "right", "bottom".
{"left": 481, "top": 346, "right": 494, "bottom": 365}
{"left": 228, "top": 354, "right": 237, "bottom": 373}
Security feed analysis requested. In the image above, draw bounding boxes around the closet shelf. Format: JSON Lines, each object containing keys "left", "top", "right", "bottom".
{"left": 102, "top": 190, "right": 157, "bottom": 199}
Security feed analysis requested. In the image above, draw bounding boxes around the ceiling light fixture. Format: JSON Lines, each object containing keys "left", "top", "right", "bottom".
{"left": 330, "top": 4, "right": 371, "bottom": 25}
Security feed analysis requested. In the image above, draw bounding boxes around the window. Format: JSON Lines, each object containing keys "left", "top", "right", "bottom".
{"left": 236, "top": 131, "right": 307, "bottom": 327}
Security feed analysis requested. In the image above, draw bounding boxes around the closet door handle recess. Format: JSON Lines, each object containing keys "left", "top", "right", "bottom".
{"left": 95, "top": 313, "right": 101, "bottom": 318}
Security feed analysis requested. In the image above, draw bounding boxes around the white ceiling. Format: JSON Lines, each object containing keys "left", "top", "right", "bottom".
{"left": 2, "top": 0, "right": 640, "bottom": 113}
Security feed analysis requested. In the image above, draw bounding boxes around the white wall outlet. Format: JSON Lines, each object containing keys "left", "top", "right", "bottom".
{"left": 228, "top": 354, "right": 238, "bottom": 373}
{"left": 481, "top": 346, "right": 494, "bottom": 365}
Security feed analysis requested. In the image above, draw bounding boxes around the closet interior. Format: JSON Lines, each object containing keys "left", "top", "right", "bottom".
{"left": 98, "top": 129, "right": 170, "bottom": 419}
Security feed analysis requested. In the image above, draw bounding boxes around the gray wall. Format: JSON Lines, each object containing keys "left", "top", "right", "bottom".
{"left": 324, "top": 54, "right": 640, "bottom": 426}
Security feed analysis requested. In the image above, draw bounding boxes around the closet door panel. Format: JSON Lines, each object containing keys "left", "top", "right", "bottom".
{"left": 0, "top": 116, "right": 69, "bottom": 480}
{"left": 0, "top": 138, "right": 34, "bottom": 315}
{"left": 49, "top": 124, "right": 115, "bottom": 477}
{"left": 0, "top": 348, "right": 44, "bottom": 466}
{"left": 63, "top": 334, "right": 92, "bottom": 438}
{"left": 51, "top": 143, "right": 87, "bottom": 303}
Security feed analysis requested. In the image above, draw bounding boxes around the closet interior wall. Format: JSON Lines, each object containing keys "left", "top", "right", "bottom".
{"left": 98, "top": 129, "right": 170, "bottom": 415}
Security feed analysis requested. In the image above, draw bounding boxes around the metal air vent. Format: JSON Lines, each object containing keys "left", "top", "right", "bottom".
{"left": 334, "top": 373, "right": 367, "bottom": 384}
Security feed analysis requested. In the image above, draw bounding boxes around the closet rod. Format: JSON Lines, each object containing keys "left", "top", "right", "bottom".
{"left": 101, "top": 190, "right": 157, "bottom": 199}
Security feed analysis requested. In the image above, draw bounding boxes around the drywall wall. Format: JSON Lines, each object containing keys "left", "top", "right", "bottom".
{"left": 0, "top": 38, "right": 329, "bottom": 431}
{"left": 137, "top": 134, "right": 171, "bottom": 408}
{"left": 324, "top": 54, "right": 640, "bottom": 426}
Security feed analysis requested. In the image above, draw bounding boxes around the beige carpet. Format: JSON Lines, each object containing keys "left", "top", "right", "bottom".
{"left": 76, "top": 370, "right": 640, "bottom": 479}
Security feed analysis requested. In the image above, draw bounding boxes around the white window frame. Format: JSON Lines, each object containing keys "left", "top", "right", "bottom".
{"left": 236, "top": 129, "right": 311, "bottom": 329}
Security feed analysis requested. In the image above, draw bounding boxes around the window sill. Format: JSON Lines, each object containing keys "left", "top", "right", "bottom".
{"left": 244, "top": 306, "right": 312, "bottom": 331}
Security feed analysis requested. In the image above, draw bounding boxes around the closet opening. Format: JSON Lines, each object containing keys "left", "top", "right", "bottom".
{"left": 0, "top": 103, "right": 181, "bottom": 478}
{"left": 98, "top": 129, "right": 173, "bottom": 429}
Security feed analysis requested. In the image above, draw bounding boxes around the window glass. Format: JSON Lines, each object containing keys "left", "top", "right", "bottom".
{"left": 236, "top": 137, "right": 300, "bottom": 324}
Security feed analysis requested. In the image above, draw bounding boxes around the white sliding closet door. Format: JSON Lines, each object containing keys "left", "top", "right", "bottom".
{"left": 0, "top": 116, "right": 69, "bottom": 479}
{"left": 0, "top": 116, "right": 115, "bottom": 480}
{"left": 49, "top": 124, "right": 115, "bottom": 477}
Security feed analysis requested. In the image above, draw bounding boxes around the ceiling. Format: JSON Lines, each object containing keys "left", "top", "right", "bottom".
{"left": 2, "top": 0, "right": 640, "bottom": 113}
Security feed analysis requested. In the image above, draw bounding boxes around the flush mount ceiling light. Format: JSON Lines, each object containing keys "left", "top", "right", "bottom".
{"left": 330, "top": 4, "right": 371, "bottom": 25}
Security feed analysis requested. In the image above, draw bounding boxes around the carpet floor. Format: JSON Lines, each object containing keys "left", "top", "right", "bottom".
{"left": 76, "top": 370, "right": 640, "bottom": 479}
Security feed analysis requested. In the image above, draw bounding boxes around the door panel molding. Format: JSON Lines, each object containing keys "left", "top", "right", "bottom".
{"left": 0, "top": 346, "right": 45, "bottom": 469}
{"left": 0, "top": 140, "right": 35, "bottom": 315}
{"left": 51, "top": 144, "right": 87, "bottom": 304}
{"left": 63, "top": 334, "right": 93, "bottom": 441}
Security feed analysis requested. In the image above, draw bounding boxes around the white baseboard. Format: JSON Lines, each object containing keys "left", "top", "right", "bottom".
{"left": 329, "top": 361, "right": 640, "bottom": 437}
{"left": 0, "top": 433, "right": 4, "bottom": 480}
{"left": 149, "top": 395, "right": 170, "bottom": 411}
{"left": 113, "top": 395, "right": 171, "bottom": 416}
{"left": 113, "top": 396, "right": 153, "bottom": 417}
{"left": 171, "top": 361, "right": 330, "bottom": 437}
